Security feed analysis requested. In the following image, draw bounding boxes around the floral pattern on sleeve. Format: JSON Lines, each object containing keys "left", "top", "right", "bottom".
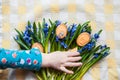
{"left": 0, "top": 48, "right": 42, "bottom": 71}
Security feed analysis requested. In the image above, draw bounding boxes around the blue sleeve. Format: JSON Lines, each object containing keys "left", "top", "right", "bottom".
{"left": 0, "top": 48, "right": 42, "bottom": 71}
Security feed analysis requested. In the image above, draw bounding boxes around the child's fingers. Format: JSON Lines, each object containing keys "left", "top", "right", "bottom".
{"left": 64, "top": 62, "right": 82, "bottom": 67}
{"left": 60, "top": 66, "right": 74, "bottom": 74}
{"left": 67, "top": 52, "right": 80, "bottom": 57}
{"left": 67, "top": 56, "right": 82, "bottom": 62}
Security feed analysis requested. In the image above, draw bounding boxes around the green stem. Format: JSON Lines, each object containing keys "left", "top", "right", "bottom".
{"left": 41, "top": 69, "right": 47, "bottom": 80}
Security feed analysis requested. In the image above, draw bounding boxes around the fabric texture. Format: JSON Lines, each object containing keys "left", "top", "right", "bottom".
{"left": 0, "top": 48, "right": 42, "bottom": 71}
{"left": 0, "top": 0, "right": 120, "bottom": 80}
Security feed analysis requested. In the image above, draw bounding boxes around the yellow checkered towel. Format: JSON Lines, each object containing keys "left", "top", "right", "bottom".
{"left": 0, "top": 0, "right": 120, "bottom": 80}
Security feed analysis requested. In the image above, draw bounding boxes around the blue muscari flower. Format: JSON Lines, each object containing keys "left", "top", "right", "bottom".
{"left": 68, "top": 27, "right": 71, "bottom": 32}
{"left": 88, "top": 42, "right": 95, "bottom": 50}
{"left": 77, "top": 49, "right": 82, "bottom": 53}
{"left": 82, "top": 46, "right": 87, "bottom": 51}
{"left": 23, "top": 36, "right": 32, "bottom": 45}
{"left": 43, "top": 27, "right": 48, "bottom": 33}
{"left": 55, "top": 36, "right": 59, "bottom": 42}
{"left": 81, "top": 28, "right": 86, "bottom": 32}
{"left": 27, "top": 25, "right": 32, "bottom": 28}
{"left": 94, "top": 54, "right": 99, "bottom": 58}
{"left": 25, "top": 25, "right": 32, "bottom": 31}
{"left": 94, "top": 33, "right": 99, "bottom": 39}
{"left": 56, "top": 20, "right": 61, "bottom": 26}
{"left": 44, "top": 23, "right": 48, "bottom": 27}
{"left": 71, "top": 24, "right": 77, "bottom": 33}
{"left": 100, "top": 45, "right": 107, "bottom": 49}
{"left": 77, "top": 41, "right": 95, "bottom": 53}
{"left": 23, "top": 26, "right": 33, "bottom": 45}
{"left": 103, "top": 52, "right": 109, "bottom": 57}
{"left": 60, "top": 41, "right": 68, "bottom": 48}
{"left": 70, "top": 24, "right": 77, "bottom": 38}
{"left": 24, "top": 30, "right": 28, "bottom": 35}
{"left": 23, "top": 35, "right": 32, "bottom": 46}
{"left": 64, "top": 44, "right": 68, "bottom": 49}
{"left": 43, "top": 25, "right": 49, "bottom": 37}
{"left": 81, "top": 27, "right": 91, "bottom": 34}
{"left": 15, "top": 36, "right": 19, "bottom": 40}
{"left": 82, "top": 41, "right": 95, "bottom": 51}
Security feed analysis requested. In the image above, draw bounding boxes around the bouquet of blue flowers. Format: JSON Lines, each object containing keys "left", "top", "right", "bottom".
{"left": 14, "top": 19, "right": 110, "bottom": 80}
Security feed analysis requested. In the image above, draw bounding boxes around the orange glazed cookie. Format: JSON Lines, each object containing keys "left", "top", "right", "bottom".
{"left": 32, "top": 43, "right": 44, "bottom": 52}
{"left": 76, "top": 32, "right": 90, "bottom": 46}
{"left": 56, "top": 24, "right": 67, "bottom": 39}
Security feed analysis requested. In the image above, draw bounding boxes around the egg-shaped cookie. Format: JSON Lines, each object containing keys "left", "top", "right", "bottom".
{"left": 32, "top": 43, "right": 44, "bottom": 52}
{"left": 56, "top": 24, "right": 67, "bottom": 39}
{"left": 76, "top": 32, "right": 90, "bottom": 46}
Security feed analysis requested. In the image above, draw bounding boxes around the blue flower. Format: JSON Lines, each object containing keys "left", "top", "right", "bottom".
{"left": 55, "top": 36, "right": 59, "bottom": 42}
{"left": 68, "top": 27, "right": 71, "bottom": 32}
{"left": 88, "top": 42, "right": 95, "bottom": 50}
{"left": 60, "top": 41, "right": 68, "bottom": 48}
{"left": 94, "top": 33, "right": 99, "bottom": 39}
{"left": 43, "top": 26, "right": 49, "bottom": 37}
{"left": 100, "top": 45, "right": 107, "bottom": 49}
{"left": 82, "top": 41, "right": 95, "bottom": 51}
{"left": 23, "top": 26, "right": 33, "bottom": 45}
{"left": 77, "top": 41, "right": 95, "bottom": 53}
{"left": 81, "top": 28, "right": 86, "bottom": 32}
{"left": 82, "top": 46, "right": 87, "bottom": 51}
{"left": 23, "top": 36, "right": 32, "bottom": 45}
{"left": 103, "top": 52, "right": 109, "bottom": 57}
{"left": 44, "top": 23, "right": 48, "bottom": 27}
{"left": 23, "top": 34, "right": 32, "bottom": 46}
{"left": 77, "top": 49, "right": 82, "bottom": 53}
{"left": 94, "top": 54, "right": 99, "bottom": 58}
{"left": 25, "top": 25, "right": 32, "bottom": 31}
{"left": 71, "top": 24, "right": 77, "bottom": 33}
{"left": 15, "top": 36, "right": 19, "bottom": 40}
{"left": 55, "top": 20, "right": 61, "bottom": 26}
{"left": 64, "top": 44, "right": 68, "bottom": 49}
{"left": 70, "top": 24, "right": 77, "bottom": 38}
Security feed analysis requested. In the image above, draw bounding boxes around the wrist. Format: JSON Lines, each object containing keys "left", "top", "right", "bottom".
{"left": 41, "top": 53, "right": 51, "bottom": 67}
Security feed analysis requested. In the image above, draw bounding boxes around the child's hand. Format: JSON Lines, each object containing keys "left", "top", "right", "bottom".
{"left": 41, "top": 51, "right": 82, "bottom": 74}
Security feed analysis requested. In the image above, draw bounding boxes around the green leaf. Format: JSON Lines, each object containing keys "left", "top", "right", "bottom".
{"left": 98, "top": 29, "right": 103, "bottom": 35}
{"left": 49, "top": 19, "right": 53, "bottom": 25}
{"left": 14, "top": 37, "right": 29, "bottom": 50}
{"left": 15, "top": 28, "right": 23, "bottom": 39}
{"left": 81, "top": 21, "right": 90, "bottom": 27}
{"left": 44, "top": 21, "right": 56, "bottom": 53}
{"left": 68, "top": 24, "right": 81, "bottom": 47}
{"left": 42, "top": 18, "right": 46, "bottom": 27}
{"left": 15, "top": 29, "right": 30, "bottom": 48}
{"left": 81, "top": 45, "right": 101, "bottom": 62}
{"left": 28, "top": 21, "right": 31, "bottom": 27}
{"left": 38, "top": 22, "right": 42, "bottom": 41}
{"left": 38, "top": 22, "right": 45, "bottom": 45}
{"left": 33, "top": 22, "right": 37, "bottom": 35}
{"left": 85, "top": 26, "right": 92, "bottom": 33}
